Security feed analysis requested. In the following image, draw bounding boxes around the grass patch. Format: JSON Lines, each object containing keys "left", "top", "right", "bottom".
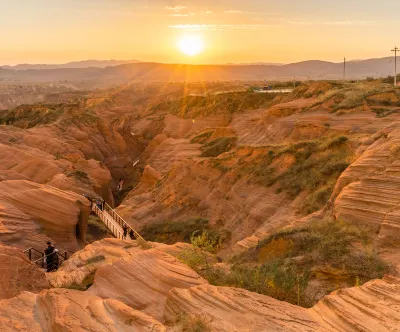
{"left": 151, "top": 91, "right": 278, "bottom": 119}
{"left": 201, "top": 137, "right": 237, "bottom": 157}
{"left": 242, "top": 136, "right": 352, "bottom": 214}
{"left": 61, "top": 108, "right": 99, "bottom": 126}
{"left": 140, "top": 218, "right": 209, "bottom": 244}
{"left": 179, "top": 219, "right": 387, "bottom": 308}
{"left": 372, "top": 107, "right": 400, "bottom": 118}
{"left": 141, "top": 219, "right": 230, "bottom": 248}
{"left": 86, "top": 255, "right": 105, "bottom": 264}
{"left": 67, "top": 271, "right": 96, "bottom": 290}
{"left": 0, "top": 105, "right": 64, "bottom": 128}
{"left": 86, "top": 215, "right": 113, "bottom": 243}
{"left": 174, "top": 314, "right": 211, "bottom": 332}
{"left": 191, "top": 131, "right": 213, "bottom": 144}
{"left": 71, "top": 170, "right": 89, "bottom": 180}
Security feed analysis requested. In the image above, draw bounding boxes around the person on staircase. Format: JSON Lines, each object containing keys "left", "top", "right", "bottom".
{"left": 129, "top": 229, "right": 136, "bottom": 240}
{"left": 45, "top": 241, "right": 55, "bottom": 272}
{"left": 117, "top": 178, "right": 124, "bottom": 192}
{"left": 123, "top": 225, "right": 128, "bottom": 239}
{"left": 53, "top": 249, "right": 60, "bottom": 271}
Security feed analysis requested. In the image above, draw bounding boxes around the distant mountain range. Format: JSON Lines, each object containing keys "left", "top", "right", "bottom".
{"left": 227, "top": 62, "right": 285, "bottom": 66}
{"left": 0, "top": 60, "right": 142, "bottom": 70}
{"left": 0, "top": 57, "right": 396, "bottom": 87}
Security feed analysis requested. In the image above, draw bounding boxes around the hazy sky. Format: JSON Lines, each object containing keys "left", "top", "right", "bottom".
{"left": 1, "top": 0, "right": 399, "bottom": 65}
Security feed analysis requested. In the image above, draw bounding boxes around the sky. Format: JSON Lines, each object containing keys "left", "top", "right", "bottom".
{"left": 1, "top": 0, "right": 400, "bottom": 65}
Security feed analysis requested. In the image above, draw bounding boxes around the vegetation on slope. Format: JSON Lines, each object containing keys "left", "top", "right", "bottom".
{"left": 201, "top": 136, "right": 238, "bottom": 157}
{"left": 179, "top": 219, "right": 388, "bottom": 308}
{"left": 0, "top": 105, "right": 64, "bottom": 128}
{"left": 151, "top": 91, "right": 279, "bottom": 118}
{"left": 239, "top": 136, "right": 352, "bottom": 214}
{"left": 301, "top": 82, "right": 400, "bottom": 115}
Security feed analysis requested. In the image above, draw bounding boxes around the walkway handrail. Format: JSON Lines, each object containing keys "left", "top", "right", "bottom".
{"left": 102, "top": 202, "right": 145, "bottom": 242}
{"left": 24, "top": 248, "right": 72, "bottom": 270}
{"left": 31, "top": 250, "right": 69, "bottom": 265}
{"left": 93, "top": 205, "right": 125, "bottom": 240}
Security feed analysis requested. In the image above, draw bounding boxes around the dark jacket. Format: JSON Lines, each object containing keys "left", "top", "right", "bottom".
{"left": 45, "top": 245, "right": 54, "bottom": 260}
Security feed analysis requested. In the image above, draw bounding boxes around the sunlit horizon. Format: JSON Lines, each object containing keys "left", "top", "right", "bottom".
{"left": 1, "top": 0, "right": 400, "bottom": 66}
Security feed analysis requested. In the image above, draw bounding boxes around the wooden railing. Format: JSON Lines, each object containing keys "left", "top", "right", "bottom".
{"left": 92, "top": 202, "right": 145, "bottom": 242}
{"left": 23, "top": 248, "right": 73, "bottom": 270}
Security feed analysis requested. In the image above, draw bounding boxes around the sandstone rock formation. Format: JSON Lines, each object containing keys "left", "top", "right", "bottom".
{"left": 0, "top": 180, "right": 90, "bottom": 250}
{"left": 0, "top": 245, "right": 48, "bottom": 300}
{"left": 89, "top": 248, "right": 207, "bottom": 321}
{"left": 49, "top": 238, "right": 144, "bottom": 288}
{"left": 0, "top": 289, "right": 166, "bottom": 332}
{"left": 165, "top": 276, "right": 400, "bottom": 332}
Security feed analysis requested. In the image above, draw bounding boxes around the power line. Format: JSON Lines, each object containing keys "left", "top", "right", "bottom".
{"left": 343, "top": 57, "right": 346, "bottom": 81}
{"left": 392, "top": 46, "right": 398, "bottom": 87}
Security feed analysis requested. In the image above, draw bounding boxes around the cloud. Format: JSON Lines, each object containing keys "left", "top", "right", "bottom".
{"left": 288, "top": 20, "right": 373, "bottom": 25}
{"left": 165, "top": 6, "right": 186, "bottom": 12}
{"left": 169, "top": 14, "right": 189, "bottom": 17}
{"left": 168, "top": 24, "right": 274, "bottom": 31}
{"left": 169, "top": 24, "right": 219, "bottom": 31}
{"left": 224, "top": 10, "right": 243, "bottom": 14}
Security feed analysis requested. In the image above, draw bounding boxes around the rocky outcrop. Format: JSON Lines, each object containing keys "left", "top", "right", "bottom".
{"left": 0, "top": 180, "right": 89, "bottom": 250}
{"left": 311, "top": 275, "right": 400, "bottom": 331}
{"left": 333, "top": 125, "right": 400, "bottom": 239}
{"left": 89, "top": 249, "right": 207, "bottom": 321}
{"left": 0, "top": 289, "right": 166, "bottom": 332}
{"left": 0, "top": 245, "right": 48, "bottom": 300}
{"left": 165, "top": 284, "right": 322, "bottom": 332}
{"left": 165, "top": 276, "right": 400, "bottom": 332}
{"left": 49, "top": 238, "right": 145, "bottom": 288}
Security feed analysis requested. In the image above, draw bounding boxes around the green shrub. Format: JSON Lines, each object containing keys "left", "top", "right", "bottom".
{"left": 191, "top": 230, "right": 222, "bottom": 253}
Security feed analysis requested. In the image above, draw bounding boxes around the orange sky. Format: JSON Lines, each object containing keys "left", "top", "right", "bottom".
{"left": 0, "top": 0, "right": 399, "bottom": 65}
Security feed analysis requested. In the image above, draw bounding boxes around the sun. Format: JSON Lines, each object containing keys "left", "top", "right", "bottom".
{"left": 177, "top": 35, "right": 204, "bottom": 56}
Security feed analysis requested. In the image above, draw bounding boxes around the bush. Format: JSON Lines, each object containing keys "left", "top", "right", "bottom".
{"left": 191, "top": 230, "right": 222, "bottom": 253}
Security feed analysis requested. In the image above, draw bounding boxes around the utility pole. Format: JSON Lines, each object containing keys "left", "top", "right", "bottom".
{"left": 343, "top": 57, "right": 346, "bottom": 82}
{"left": 392, "top": 47, "right": 398, "bottom": 87}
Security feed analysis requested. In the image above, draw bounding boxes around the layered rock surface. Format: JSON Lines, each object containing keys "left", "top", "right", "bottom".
{"left": 0, "top": 245, "right": 48, "bottom": 300}
{"left": 165, "top": 276, "right": 400, "bottom": 332}
{"left": 0, "top": 180, "right": 90, "bottom": 250}
{"left": 89, "top": 248, "right": 207, "bottom": 321}
{"left": 0, "top": 289, "right": 166, "bottom": 332}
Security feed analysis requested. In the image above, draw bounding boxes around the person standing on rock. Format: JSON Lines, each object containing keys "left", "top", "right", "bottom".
{"left": 45, "top": 241, "right": 55, "bottom": 272}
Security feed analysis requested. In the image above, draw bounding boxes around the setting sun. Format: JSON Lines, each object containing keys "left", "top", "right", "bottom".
{"left": 177, "top": 35, "right": 204, "bottom": 56}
